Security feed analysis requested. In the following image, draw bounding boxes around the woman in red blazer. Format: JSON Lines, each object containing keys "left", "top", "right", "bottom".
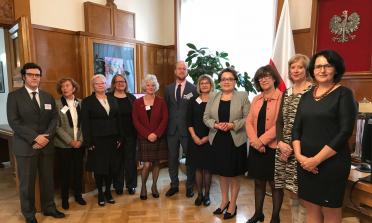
{"left": 132, "top": 74, "right": 168, "bottom": 200}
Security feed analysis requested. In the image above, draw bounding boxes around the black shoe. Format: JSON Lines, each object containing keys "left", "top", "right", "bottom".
{"left": 223, "top": 205, "right": 237, "bottom": 220}
{"left": 246, "top": 213, "right": 265, "bottom": 223}
{"left": 127, "top": 188, "right": 136, "bottom": 195}
{"left": 74, "top": 196, "right": 86, "bottom": 205}
{"left": 116, "top": 189, "right": 123, "bottom": 195}
{"left": 44, "top": 209, "right": 65, "bottom": 219}
{"left": 140, "top": 186, "right": 147, "bottom": 200}
{"left": 213, "top": 201, "right": 230, "bottom": 214}
{"left": 165, "top": 187, "right": 179, "bottom": 197}
{"left": 25, "top": 217, "right": 38, "bottom": 223}
{"left": 151, "top": 187, "right": 159, "bottom": 198}
{"left": 186, "top": 188, "right": 194, "bottom": 197}
{"left": 104, "top": 191, "right": 115, "bottom": 204}
{"left": 194, "top": 196, "right": 204, "bottom": 206}
{"left": 203, "top": 197, "right": 211, "bottom": 206}
{"left": 98, "top": 192, "right": 105, "bottom": 207}
{"left": 61, "top": 199, "right": 69, "bottom": 210}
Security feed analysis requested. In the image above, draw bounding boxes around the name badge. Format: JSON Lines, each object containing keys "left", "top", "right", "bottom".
{"left": 195, "top": 97, "right": 202, "bottom": 104}
{"left": 183, "top": 92, "right": 193, "bottom": 99}
{"left": 368, "top": 119, "right": 372, "bottom": 124}
{"left": 145, "top": 105, "right": 151, "bottom": 110}
{"left": 73, "top": 101, "right": 79, "bottom": 107}
{"left": 45, "top": 104, "right": 52, "bottom": 110}
{"left": 61, "top": 105, "right": 69, "bottom": 114}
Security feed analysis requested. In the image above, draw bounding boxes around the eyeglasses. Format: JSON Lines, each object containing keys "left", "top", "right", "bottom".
{"left": 93, "top": 82, "right": 106, "bottom": 85}
{"left": 176, "top": 68, "right": 187, "bottom": 71}
{"left": 258, "top": 74, "right": 271, "bottom": 82}
{"left": 115, "top": 81, "right": 126, "bottom": 84}
{"left": 220, "top": 78, "right": 236, "bottom": 82}
{"left": 199, "top": 82, "right": 210, "bottom": 85}
{"left": 26, "top": 73, "right": 41, "bottom": 78}
{"left": 314, "top": 64, "right": 333, "bottom": 71}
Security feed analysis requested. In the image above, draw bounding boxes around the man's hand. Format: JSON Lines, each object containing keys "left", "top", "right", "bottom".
{"left": 88, "top": 146, "right": 95, "bottom": 150}
{"left": 33, "top": 143, "right": 43, "bottom": 149}
{"left": 35, "top": 134, "right": 49, "bottom": 147}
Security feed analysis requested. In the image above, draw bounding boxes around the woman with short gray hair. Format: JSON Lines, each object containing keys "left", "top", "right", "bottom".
{"left": 132, "top": 74, "right": 168, "bottom": 200}
{"left": 82, "top": 74, "right": 124, "bottom": 207}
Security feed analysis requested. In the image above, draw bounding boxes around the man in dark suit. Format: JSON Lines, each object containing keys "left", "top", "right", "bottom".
{"left": 7, "top": 63, "right": 65, "bottom": 223}
{"left": 164, "top": 61, "right": 198, "bottom": 197}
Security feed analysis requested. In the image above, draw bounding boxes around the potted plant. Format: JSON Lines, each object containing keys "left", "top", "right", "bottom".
{"left": 185, "top": 43, "right": 256, "bottom": 95}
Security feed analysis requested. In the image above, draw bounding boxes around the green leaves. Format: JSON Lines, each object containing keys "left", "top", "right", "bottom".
{"left": 185, "top": 43, "right": 256, "bottom": 95}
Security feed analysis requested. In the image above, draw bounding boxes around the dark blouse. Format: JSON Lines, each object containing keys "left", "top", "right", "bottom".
{"left": 146, "top": 106, "right": 152, "bottom": 122}
{"left": 186, "top": 96, "right": 209, "bottom": 138}
{"left": 117, "top": 97, "right": 135, "bottom": 135}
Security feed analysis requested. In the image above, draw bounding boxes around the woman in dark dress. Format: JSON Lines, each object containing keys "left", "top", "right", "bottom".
{"left": 82, "top": 74, "right": 123, "bottom": 207}
{"left": 246, "top": 65, "right": 283, "bottom": 223}
{"left": 132, "top": 74, "right": 168, "bottom": 200}
{"left": 292, "top": 50, "right": 358, "bottom": 223}
{"left": 186, "top": 74, "right": 215, "bottom": 207}
{"left": 108, "top": 74, "right": 137, "bottom": 196}
{"left": 204, "top": 67, "right": 250, "bottom": 220}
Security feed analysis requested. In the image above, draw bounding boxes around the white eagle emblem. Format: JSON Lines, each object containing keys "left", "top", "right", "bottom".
{"left": 329, "top": 10, "right": 360, "bottom": 43}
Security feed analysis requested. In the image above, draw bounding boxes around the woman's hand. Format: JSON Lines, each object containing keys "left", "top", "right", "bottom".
{"left": 192, "top": 136, "right": 202, "bottom": 145}
{"left": 278, "top": 141, "right": 293, "bottom": 157}
{"left": 117, "top": 141, "right": 121, "bottom": 148}
{"left": 301, "top": 157, "right": 319, "bottom": 174}
{"left": 88, "top": 146, "right": 95, "bottom": 150}
{"left": 218, "top": 122, "right": 228, "bottom": 131}
{"left": 74, "top": 141, "right": 83, "bottom": 148}
{"left": 257, "top": 146, "right": 266, "bottom": 153}
{"left": 69, "top": 140, "right": 78, "bottom": 148}
{"left": 201, "top": 136, "right": 209, "bottom": 144}
{"left": 148, "top": 133, "right": 157, "bottom": 142}
{"left": 296, "top": 154, "right": 318, "bottom": 174}
{"left": 250, "top": 138, "right": 263, "bottom": 149}
{"left": 280, "top": 153, "right": 289, "bottom": 162}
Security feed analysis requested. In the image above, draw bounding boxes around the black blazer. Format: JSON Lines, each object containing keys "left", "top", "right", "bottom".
{"left": 7, "top": 86, "right": 58, "bottom": 156}
{"left": 107, "top": 92, "right": 137, "bottom": 136}
{"left": 81, "top": 92, "right": 124, "bottom": 148}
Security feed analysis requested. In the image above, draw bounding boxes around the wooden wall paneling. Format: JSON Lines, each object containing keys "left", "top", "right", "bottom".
{"left": 293, "top": 29, "right": 312, "bottom": 59}
{"left": 276, "top": 0, "right": 285, "bottom": 32}
{"left": 165, "top": 45, "right": 176, "bottom": 85}
{"left": 84, "top": 2, "right": 113, "bottom": 36}
{"left": 115, "top": 9, "right": 135, "bottom": 39}
{"left": 135, "top": 44, "right": 144, "bottom": 93}
{"left": 32, "top": 25, "right": 82, "bottom": 99}
{"left": 0, "top": 0, "right": 14, "bottom": 25}
{"left": 143, "top": 43, "right": 166, "bottom": 96}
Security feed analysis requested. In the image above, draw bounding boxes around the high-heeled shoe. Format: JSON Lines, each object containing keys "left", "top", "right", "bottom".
{"left": 213, "top": 201, "right": 230, "bottom": 214}
{"left": 140, "top": 187, "right": 147, "bottom": 200}
{"left": 246, "top": 213, "right": 265, "bottom": 223}
{"left": 104, "top": 191, "right": 115, "bottom": 204}
{"left": 98, "top": 192, "right": 105, "bottom": 207}
{"left": 223, "top": 205, "right": 237, "bottom": 219}
{"left": 151, "top": 186, "right": 159, "bottom": 198}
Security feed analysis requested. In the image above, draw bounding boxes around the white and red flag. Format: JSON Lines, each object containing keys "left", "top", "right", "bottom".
{"left": 269, "top": 0, "right": 295, "bottom": 92}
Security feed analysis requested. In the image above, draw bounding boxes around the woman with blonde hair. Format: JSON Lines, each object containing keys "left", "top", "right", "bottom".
{"left": 132, "top": 74, "right": 168, "bottom": 200}
{"left": 274, "top": 54, "right": 314, "bottom": 223}
{"left": 186, "top": 74, "right": 215, "bottom": 206}
{"left": 108, "top": 74, "right": 138, "bottom": 196}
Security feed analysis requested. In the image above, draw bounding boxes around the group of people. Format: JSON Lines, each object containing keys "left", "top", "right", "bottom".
{"left": 7, "top": 49, "right": 357, "bottom": 223}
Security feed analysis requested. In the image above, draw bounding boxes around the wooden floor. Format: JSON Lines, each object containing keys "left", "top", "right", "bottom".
{"left": 0, "top": 162, "right": 359, "bottom": 223}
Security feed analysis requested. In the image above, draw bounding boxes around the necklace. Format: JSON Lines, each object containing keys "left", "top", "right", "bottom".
{"left": 313, "top": 83, "right": 335, "bottom": 100}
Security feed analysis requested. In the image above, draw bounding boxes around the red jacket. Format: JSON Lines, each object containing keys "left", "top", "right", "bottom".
{"left": 132, "top": 95, "right": 168, "bottom": 139}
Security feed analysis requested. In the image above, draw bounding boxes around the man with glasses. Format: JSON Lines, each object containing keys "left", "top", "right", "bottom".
{"left": 7, "top": 63, "right": 64, "bottom": 223}
{"left": 164, "top": 61, "right": 198, "bottom": 197}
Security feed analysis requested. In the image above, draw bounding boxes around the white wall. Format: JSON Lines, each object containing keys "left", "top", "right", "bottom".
{"left": 289, "top": 0, "right": 312, "bottom": 30}
{"left": 30, "top": 0, "right": 175, "bottom": 45}
{"left": 0, "top": 28, "right": 9, "bottom": 125}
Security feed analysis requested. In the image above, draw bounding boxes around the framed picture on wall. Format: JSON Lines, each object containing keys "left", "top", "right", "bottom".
{"left": 0, "top": 62, "right": 4, "bottom": 93}
{"left": 105, "top": 57, "right": 124, "bottom": 88}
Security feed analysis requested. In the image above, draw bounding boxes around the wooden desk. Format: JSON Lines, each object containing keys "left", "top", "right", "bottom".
{"left": 343, "top": 169, "right": 372, "bottom": 222}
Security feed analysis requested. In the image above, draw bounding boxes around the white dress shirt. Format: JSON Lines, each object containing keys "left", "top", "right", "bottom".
{"left": 25, "top": 86, "right": 40, "bottom": 107}
{"left": 65, "top": 96, "right": 78, "bottom": 141}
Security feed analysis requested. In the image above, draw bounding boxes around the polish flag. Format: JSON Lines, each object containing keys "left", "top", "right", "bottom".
{"left": 269, "top": 0, "right": 295, "bottom": 92}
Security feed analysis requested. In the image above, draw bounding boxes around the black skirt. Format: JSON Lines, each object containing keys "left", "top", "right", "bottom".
{"left": 86, "top": 135, "right": 119, "bottom": 175}
{"left": 186, "top": 139, "right": 212, "bottom": 170}
{"left": 247, "top": 145, "right": 276, "bottom": 181}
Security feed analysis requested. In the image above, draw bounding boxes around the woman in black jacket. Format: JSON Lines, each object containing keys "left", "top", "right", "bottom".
{"left": 82, "top": 74, "right": 123, "bottom": 207}
{"left": 108, "top": 74, "right": 138, "bottom": 196}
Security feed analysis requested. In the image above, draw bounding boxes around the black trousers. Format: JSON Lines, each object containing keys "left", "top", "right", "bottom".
{"left": 56, "top": 146, "right": 85, "bottom": 200}
{"left": 16, "top": 151, "right": 56, "bottom": 218}
{"left": 113, "top": 135, "right": 138, "bottom": 189}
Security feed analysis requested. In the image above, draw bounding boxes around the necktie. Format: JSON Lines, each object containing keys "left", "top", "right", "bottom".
{"left": 176, "top": 84, "right": 181, "bottom": 105}
{"left": 32, "top": 92, "right": 40, "bottom": 113}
